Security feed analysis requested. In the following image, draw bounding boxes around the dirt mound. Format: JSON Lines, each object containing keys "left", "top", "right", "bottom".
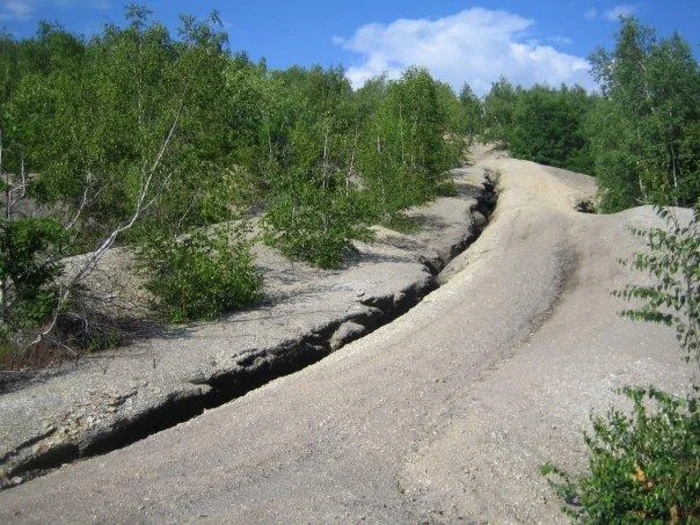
{"left": 0, "top": 150, "right": 694, "bottom": 523}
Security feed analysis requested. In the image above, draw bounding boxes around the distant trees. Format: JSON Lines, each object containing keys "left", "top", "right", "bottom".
{"left": 588, "top": 18, "right": 700, "bottom": 212}
{"left": 481, "top": 79, "right": 594, "bottom": 173}
{"left": 509, "top": 84, "right": 594, "bottom": 174}
{"left": 0, "top": 6, "right": 465, "bottom": 360}
{"left": 477, "top": 16, "right": 698, "bottom": 213}
{"left": 482, "top": 77, "right": 518, "bottom": 148}
{"left": 458, "top": 83, "right": 483, "bottom": 138}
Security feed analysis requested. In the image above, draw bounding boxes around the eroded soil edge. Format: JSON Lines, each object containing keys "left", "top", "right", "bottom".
{"left": 0, "top": 168, "right": 497, "bottom": 488}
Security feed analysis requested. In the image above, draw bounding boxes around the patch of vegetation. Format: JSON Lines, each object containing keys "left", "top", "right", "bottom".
{"left": 588, "top": 19, "right": 700, "bottom": 212}
{"left": 542, "top": 205, "right": 700, "bottom": 523}
{"left": 0, "top": 5, "right": 468, "bottom": 360}
{"left": 541, "top": 386, "right": 699, "bottom": 523}
{"left": 0, "top": 217, "right": 65, "bottom": 345}
{"left": 381, "top": 213, "right": 421, "bottom": 234}
{"left": 482, "top": 81, "right": 594, "bottom": 174}
{"left": 138, "top": 227, "right": 263, "bottom": 324}
{"left": 477, "top": 17, "right": 698, "bottom": 214}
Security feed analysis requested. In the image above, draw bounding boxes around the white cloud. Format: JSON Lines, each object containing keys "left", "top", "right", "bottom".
{"left": 0, "top": 1, "right": 36, "bottom": 20}
{"left": 603, "top": 4, "right": 637, "bottom": 21}
{"left": 549, "top": 35, "right": 573, "bottom": 45}
{"left": 0, "top": 0, "right": 109, "bottom": 22}
{"left": 336, "top": 8, "right": 593, "bottom": 95}
{"left": 584, "top": 8, "right": 598, "bottom": 20}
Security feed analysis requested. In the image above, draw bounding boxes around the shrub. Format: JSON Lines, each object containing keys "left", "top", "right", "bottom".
{"left": 615, "top": 205, "right": 699, "bottom": 367}
{"left": 542, "top": 205, "right": 700, "bottom": 522}
{"left": 138, "top": 226, "right": 263, "bottom": 323}
{"left": 263, "top": 184, "right": 370, "bottom": 269}
{"left": 542, "top": 387, "right": 700, "bottom": 523}
{"left": 0, "top": 217, "right": 65, "bottom": 333}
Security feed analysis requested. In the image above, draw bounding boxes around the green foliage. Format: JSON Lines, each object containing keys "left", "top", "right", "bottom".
{"left": 543, "top": 205, "right": 700, "bottom": 522}
{"left": 254, "top": 66, "right": 459, "bottom": 269}
{"left": 615, "top": 206, "right": 700, "bottom": 367}
{"left": 508, "top": 84, "right": 594, "bottom": 173}
{"left": 481, "top": 79, "right": 595, "bottom": 173}
{"left": 589, "top": 18, "right": 700, "bottom": 212}
{"left": 434, "top": 81, "right": 470, "bottom": 141}
{"left": 0, "top": 217, "right": 65, "bottom": 330}
{"left": 458, "top": 83, "right": 484, "bottom": 138}
{"left": 482, "top": 77, "right": 518, "bottom": 147}
{"left": 263, "top": 184, "right": 370, "bottom": 269}
{"left": 138, "top": 227, "right": 263, "bottom": 323}
{"left": 0, "top": 6, "right": 463, "bottom": 339}
{"left": 358, "top": 67, "right": 458, "bottom": 224}
{"left": 258, "top": 65, "right": 368, "bottom": 269}
{"left": 542, "top": 387, "right": 700, "bottom": 523}
{"left": 0, "top": 6, "right": 266, "bottom": 345}
{"left": 4, "top": 7, "right": 238, "bottom": 247}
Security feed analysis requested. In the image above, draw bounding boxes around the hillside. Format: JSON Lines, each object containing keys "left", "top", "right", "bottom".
{"left": 0, "top": 148, "right": 694, "bottom": 523}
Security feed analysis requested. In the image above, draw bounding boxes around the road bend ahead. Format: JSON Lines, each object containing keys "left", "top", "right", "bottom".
{"left": 0, "top": 154, "right": 692, "bottom": 523}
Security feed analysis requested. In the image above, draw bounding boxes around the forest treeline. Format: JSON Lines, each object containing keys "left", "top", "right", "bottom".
{"left": 480, "top": 19, "right": 699, "bottom": 212}
{"left": 0, "top": 7, "right": 697, "bottom": 360}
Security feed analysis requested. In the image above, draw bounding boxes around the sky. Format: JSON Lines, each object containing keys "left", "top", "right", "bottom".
{"left": 1, "top": 0, "right": 698, "bottom": 94}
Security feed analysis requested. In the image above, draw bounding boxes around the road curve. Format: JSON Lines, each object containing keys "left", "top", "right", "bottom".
{"left": 0, "top": 153, "right": 693, "bottom": 523}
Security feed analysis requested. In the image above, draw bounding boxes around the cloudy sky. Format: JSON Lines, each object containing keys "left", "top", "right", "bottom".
{"left": 2, "top": 1, "right": 698, "bottom": 94}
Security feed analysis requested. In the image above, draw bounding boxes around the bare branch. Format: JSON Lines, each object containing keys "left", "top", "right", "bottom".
{"left": 24, "top": 105, "right": 183, "bottom": 352}
{"left": 65, "top": 172, "right": 92, "bottom": 231}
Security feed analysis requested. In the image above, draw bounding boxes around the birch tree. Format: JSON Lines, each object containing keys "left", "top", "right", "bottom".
{"left": 588, "top": 17, "right": 700, "bottom": 212}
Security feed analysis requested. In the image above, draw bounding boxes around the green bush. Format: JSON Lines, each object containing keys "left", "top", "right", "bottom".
{"left": 542, "top": 205, "right": 700, "bottom": 522}
{"left": 542, "top": 387, "right": 699, "bottom": 523}
{"left": 615, "top": 205, "right": 699, "bottom": 367}
{"left": 0, "top": 217, "right": 65, "bottom": 332}
{"left": 263, "top": 184, "right": 370, "bottom": 269}
{"left": 138, "top": 227, "right": 263, "bottom": 323}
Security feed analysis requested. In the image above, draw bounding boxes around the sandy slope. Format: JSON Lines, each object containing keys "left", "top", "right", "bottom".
{"left": 0, "top": 150, "right": 694, "bottom": 523}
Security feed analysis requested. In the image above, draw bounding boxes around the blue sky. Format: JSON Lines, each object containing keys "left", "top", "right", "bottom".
{"left": 2, "top": 1, "right": 698, "bottom": 94}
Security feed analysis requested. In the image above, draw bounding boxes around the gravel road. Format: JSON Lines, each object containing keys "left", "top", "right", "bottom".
{"left": 0, "top": 151, "right": 694, "bottom": 523}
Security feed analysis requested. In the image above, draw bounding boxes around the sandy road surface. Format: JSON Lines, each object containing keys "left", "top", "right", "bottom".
{"left": 0, "top": 153, "right": 693, "bottom": 523}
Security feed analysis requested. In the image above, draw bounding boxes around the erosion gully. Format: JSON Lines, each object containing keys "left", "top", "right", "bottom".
{"left": 4, "top": 172, "right": 498, "bottom": 488}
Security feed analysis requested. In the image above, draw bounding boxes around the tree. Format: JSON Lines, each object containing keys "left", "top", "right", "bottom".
{"left": 482, "top": 77, "right": 519, "bottom": 147}
{"left": 1, "top": 6, "right": 264, "bottom": 358}
{"left": 261, "top": 65, "right": 367, "bottom": 268}
{"left": 358, "top": 67, "right": 458, "bottom": 226}
{"left": 588, "top": 18, "right": 700, "bottom": 212}
{"left": 458, "top": 83, "right": 483, "bottom": 139}
{"left": 508, "top": 84, "right": 594, "bottom": 173}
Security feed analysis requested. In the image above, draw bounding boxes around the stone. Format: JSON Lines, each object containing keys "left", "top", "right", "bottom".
{"left": 472, "top": 211, "right": 487, "bottom": 228}
{"left": 330, "top": 322, "right": 367, "bottom": 351}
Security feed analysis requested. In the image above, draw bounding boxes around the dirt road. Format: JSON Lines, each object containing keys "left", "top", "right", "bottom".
{"left": 0, "top": 151, "right": 692, "bottom": 523}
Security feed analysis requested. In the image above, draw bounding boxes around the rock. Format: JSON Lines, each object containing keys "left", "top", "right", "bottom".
{"left": 330, "top": 322, "right": 367, "bottom": 351}
{"left": 472, "top": 211, "right": 487, "bottom": 228}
